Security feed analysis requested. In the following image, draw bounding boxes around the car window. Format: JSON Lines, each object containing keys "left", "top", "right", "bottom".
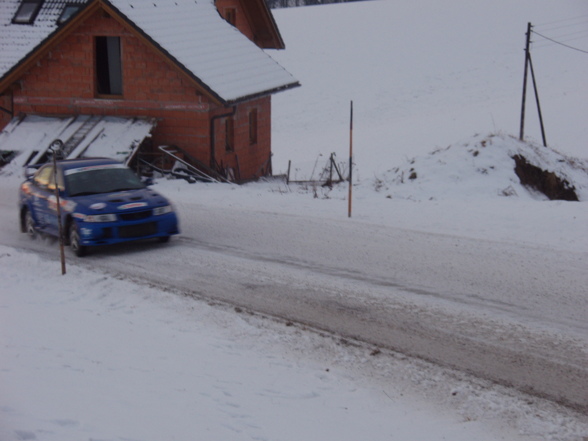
{"left": 33, "top": 166, "right": 53, "bottom": 188}
{"left": 47, "top": 167, "right": 65, "bottom": 192}
{"left": 66, "top": 167, "right": 144, "bottom": 196}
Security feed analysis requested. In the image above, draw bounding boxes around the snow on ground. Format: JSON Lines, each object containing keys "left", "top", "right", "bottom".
{"left": 2, "top": 0, "right": 588, "bottom": 440}
{"left": 3, "top": 243, "right": 577, "bottom": 441}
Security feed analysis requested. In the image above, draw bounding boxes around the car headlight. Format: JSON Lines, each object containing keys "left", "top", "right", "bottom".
{"left": 153, "top": 205, "right": 172, "bottom": 216}
{"left": 84, "top": 213, "right": 118, "bottom": 222}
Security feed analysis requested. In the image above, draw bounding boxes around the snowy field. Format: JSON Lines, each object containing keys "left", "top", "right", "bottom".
{"left": 269, "top": 0, "right": 588, "bottom": 176}
{"left": 2, "top": 0, "right": 588, "bottom": 440}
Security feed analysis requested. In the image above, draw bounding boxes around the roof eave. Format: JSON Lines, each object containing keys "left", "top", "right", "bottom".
{"left": 225, "top": 81, "right": 301, "bottom": 105}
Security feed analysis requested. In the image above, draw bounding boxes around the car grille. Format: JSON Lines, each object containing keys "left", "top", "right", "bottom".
{"left": 119, "top": 210, "right": 152, "bottom": 221}
{"left": 118, "top": 222, "right": 157, "bottom": 238}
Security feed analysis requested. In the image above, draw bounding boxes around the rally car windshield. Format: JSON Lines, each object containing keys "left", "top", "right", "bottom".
{"left": 65, "top": 167, "right": 145, "bottom": 196}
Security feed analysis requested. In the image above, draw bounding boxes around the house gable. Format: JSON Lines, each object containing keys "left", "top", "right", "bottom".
{"left": 0, "top": 0, "right": 299, "bottom": 104}
{"left": 11, "top": 6, "right": 215, "bottom": 107}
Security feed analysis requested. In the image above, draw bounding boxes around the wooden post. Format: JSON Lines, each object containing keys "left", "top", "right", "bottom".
{"left": 50, "top": 140, "right": 66, "bottom": 275}
{"left": 329, "top": 153, "right": 334, "bottom": 184}
{"left": 348, "top": 101, "right": 353, "bottom": 218}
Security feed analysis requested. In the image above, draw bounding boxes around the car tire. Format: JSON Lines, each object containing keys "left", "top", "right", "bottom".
{"left": 24, "top": 209, "right": 36, "bottom": 239}
{"left": 69, "top": 222, "right": 87, "bottom": 257}
{"left": 158, "top": 236, "right": 170, "bottom": 243}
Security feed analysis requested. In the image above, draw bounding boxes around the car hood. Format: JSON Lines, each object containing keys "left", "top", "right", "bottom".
{"left": 71, "top": 188, "right": 170, "bottom": 213}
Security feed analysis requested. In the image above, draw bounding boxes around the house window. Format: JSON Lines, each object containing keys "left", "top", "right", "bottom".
{"left": 249, "top": 109, "right": 258, "bottom": 144}
{"left": 12, "top": 0, "right": 44, "bottom": 24}
{"left": 58, "top": 5, "right": 81, "bottom": 24}
{"left": 95, "top": 36, "right": 123, "bottom": 96}
{"left": 225, "top": 117, "right": 234, "bottom": 152}
{"left": 224, "top": 8, "right": 236, "bottom": 26}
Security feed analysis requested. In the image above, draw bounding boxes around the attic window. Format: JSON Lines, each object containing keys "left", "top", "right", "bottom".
{"left": 12, "top": 0, "right": 44, "bottom": 24}
{"left": 95, "top": 36, "right": 123, "bottom": 96}
{"left": 58, "top": 5, "right": 81, "bottom": 24}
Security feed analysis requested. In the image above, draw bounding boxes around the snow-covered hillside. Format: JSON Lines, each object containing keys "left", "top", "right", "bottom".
{"left": 270, "top": 0, "right": 588, "bottom": 178}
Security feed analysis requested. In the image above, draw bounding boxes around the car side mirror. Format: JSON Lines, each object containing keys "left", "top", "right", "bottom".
{"left": 24, "top": 165, "right": 40, "bottom": 180}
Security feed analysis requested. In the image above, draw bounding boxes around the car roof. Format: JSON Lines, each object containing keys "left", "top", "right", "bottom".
{"left": 56, "top": 158, "right": 122, "bottom": 171}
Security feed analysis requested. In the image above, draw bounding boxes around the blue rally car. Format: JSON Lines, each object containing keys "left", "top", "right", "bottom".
{"left": 19, "top": 158, "right": 180, "bottom": 256}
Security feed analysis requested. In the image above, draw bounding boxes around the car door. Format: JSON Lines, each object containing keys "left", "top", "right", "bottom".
{"left": 44, "top": 165, "right": 65, "bottom": 235}
{"left": 30, "top": 165, "right": 55, "bottom": 232}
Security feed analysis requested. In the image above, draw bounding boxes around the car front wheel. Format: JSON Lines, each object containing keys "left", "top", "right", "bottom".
{"left": 69, "top": 222, "right": 87, "bottom": 257}
{"left": 25, "top": 210, "right": 36, "bottom": 239}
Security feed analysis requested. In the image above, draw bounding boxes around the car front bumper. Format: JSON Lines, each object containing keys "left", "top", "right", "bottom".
{"left": 77, "top": 212, "right": 179, "bottom": 246}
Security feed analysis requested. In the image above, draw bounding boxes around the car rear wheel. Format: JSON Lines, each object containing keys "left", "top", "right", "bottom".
{"left": 25, "top": 210, "right": 36, "bottom": 239}
{"left": 69, "top": 223, "right": 87, "bottom": 257}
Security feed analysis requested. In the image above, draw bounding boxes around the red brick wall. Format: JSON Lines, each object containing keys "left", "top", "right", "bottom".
{"left": 212, "top": 96, "right": 272, "bottom": 180}
{"left": 5, "top": 8, "right": 272, "bottom": 181}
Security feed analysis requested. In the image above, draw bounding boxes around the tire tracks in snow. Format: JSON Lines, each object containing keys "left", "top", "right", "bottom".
{"left": 78, "top": 235, "right": 588, "bottom": 413}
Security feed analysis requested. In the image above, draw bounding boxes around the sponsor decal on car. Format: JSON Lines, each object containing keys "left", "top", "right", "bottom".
{"left": 118, "top": 202, "right": 148, "bottom": 210}
{"left": 48, "top": 196, "right": 76, "bottom": 212}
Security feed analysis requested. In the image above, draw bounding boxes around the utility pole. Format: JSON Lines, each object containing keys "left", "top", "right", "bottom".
{"left": 519, "top": 22, "right": 547, "bottom": 146}
{"left": 519, "top": 22, "right": 532, "bottom": 141}
{"left": 528, "top": 52, "right": 547, "bottom": 146}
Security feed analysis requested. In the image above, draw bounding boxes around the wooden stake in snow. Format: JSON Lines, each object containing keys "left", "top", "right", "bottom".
{"left": 348, "top": 101, "right": 353, "bottom": 218}
{"left": 50, "top": 140, "right": 66, "bottom": 275}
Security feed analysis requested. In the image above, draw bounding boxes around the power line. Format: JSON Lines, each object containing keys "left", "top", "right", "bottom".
{"left": 537, "top": 28, "right": 588, "bottom": 41}
{"left": 536, "top": 20, "right": 588, "bottom": 33}
{"left": 535, "top": 14, "right": 588, "bottom": 28}
{"left": 532, "top": 30, "right": 588, "bottom": 54}
{"left": 532, "top": 31, "right": 588, "bottom": 49}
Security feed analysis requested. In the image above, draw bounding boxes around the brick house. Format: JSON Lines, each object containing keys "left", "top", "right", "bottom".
{"left": 0, "top": 0, "right": 299, "bottom": 181}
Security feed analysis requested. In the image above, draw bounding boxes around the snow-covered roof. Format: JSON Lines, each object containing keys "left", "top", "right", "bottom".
{"left": 0, "top": 114, "right": 157, "bottom": 173}
{"left": 0, "top": 0, "right": 85, "bottom": 79}
{"left": 0, "top": 0, "right": 299, "bottom": 104}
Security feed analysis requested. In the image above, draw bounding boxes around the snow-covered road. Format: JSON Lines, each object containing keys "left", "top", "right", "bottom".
{"left": 4, "top": 185, "right": 586, "bottom": 412}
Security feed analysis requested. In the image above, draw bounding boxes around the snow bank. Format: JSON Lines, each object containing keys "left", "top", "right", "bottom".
{"left": 380, "top": 133, "right": 588, "bottom": 201}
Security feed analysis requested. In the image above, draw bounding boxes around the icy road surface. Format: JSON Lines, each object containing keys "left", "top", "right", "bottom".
{"left": 3, "top": 189, "right": 587, "bottom": 412}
